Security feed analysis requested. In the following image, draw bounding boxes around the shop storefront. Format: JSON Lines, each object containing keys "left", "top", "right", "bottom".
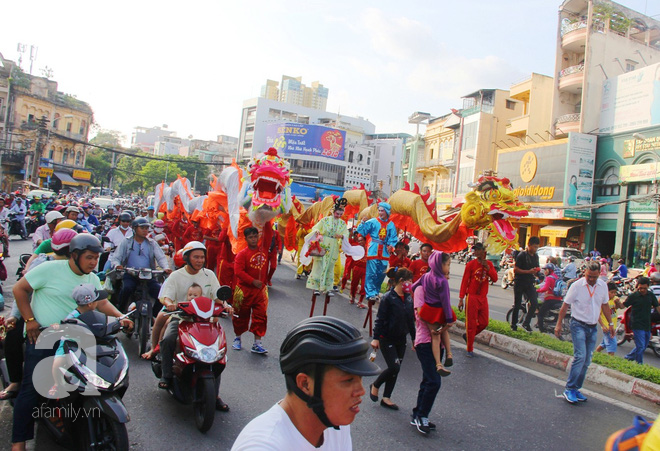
{"left": 496, "top": 133, "right": 596, "bottom": 252}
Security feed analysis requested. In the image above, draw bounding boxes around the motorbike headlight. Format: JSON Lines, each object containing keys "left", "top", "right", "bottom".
{"left": 69, "top": 351, "right": 112, "bottom": 390}
{"left": 117, "top": 345, "right": 129, "bottom": 386}
{"left": 184, "top": 335, "right": 222, "bottom": 364}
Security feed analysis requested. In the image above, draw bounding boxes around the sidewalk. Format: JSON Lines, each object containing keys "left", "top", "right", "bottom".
{"left": 451, "top": 321, "right": 660, "bottom": 405}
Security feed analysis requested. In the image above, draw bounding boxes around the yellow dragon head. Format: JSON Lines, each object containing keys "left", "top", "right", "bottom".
{"left": 460, "top": 176, "right": 529, "bottom": 253}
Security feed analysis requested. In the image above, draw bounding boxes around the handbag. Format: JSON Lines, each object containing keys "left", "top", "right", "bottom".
{"left": 306, "top": 232, "right": 326, "bottom": 258}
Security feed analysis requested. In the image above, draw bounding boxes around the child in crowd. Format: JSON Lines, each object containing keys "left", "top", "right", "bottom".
{"left": 141, "top": 283, "right": 203, "bottom": 360}
{"left": 351, "top": 235, "right": 368, "bottom": 308}
{"left": 412, "top": 251, "right": 455, "bottom": 376}
{"left": 389, "top": 241, "right": 412, "bottom": 270}
{"left": 595, "top": 282, "right": 624, "bottom": 356}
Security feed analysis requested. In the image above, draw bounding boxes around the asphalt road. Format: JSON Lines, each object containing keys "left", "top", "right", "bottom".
{"left": 0, "top": 240, "right": 656, "bottom": 450}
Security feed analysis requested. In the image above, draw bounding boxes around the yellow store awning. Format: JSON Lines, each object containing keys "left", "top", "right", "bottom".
{"left": 539, "top": 225, "right": 577, "bottom": 239}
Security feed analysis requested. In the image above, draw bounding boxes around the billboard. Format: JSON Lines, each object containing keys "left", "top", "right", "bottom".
{"left": 497, "top": 142, "right": 569, "bottom": 203}
{"left": 265, "top": 123, "right": 346, "bottom": 160}
{"left": 563, "top": 133, "right": 597, "bottom": 219}
{"left": 599, "top": 62, "right": 660, "bottom": 134}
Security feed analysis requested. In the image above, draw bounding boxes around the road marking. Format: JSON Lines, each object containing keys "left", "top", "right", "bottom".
{"left": 451, "top": 339, "right": 657, "bottom": 418}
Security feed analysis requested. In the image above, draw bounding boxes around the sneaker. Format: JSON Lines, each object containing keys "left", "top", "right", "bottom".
{"left": 510, "top": 325, "right": 518, "bottom": 332}
{"left": 356, "top": 302, "right": 367, "bottom": 309}
{"left": 232, "top": 337, "right": 242, "bottom": 351}
{"left": 251, "top": 343, "right": 268, "bottom": 354}
{"left": 410, "top": 417, "right": 436, "bottom": 429}
{"left": 327, "top": 291, "right": 334, "bottom": 297}
{"left": 574, "top": 390, "right": 587, "bottom": 402}
{"left": 562, "top": 389, "right": 578, "bottom": 404}
{"left": 296, "top": 274, "right": 301, "bottom": 280}
{"left": 522, "top": 324, "right": 532, "bottom": 332}
{"left": 411, "top": 416, "right": 430, "bottom": 435}
{"left": 466, "top": 351, "right": 474, "bottom": 358}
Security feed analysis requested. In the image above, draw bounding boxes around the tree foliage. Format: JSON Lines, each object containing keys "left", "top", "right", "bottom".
{"left": 84, "top": 149, "right": 112, "bottom": 187}
{"left": 139, "top": 160, "right": 185, "bottom": 190}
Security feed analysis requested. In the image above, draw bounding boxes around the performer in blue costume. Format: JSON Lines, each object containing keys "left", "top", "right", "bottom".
{"left": 357, "top": 202, "right": 398, "bottom": 301}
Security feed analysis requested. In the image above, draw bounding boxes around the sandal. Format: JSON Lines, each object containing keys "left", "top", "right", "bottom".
{"left": 0, "top": 388, "right": 18, "bottom": 400}
{"left": 215, "top": 398, "right": 230, "bottom": 412}
{"left": 445, "top": 355, "right": 454, "bottom": 368}
{"left": 158, "top": 378, "right": 172, "bottom": 390}
{"left": 436, "top": 364, "right": 451, "bottom": 377}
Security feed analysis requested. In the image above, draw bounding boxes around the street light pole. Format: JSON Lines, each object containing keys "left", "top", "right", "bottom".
{"left": 651, "top": 178, "right": 659, "bottom": 264}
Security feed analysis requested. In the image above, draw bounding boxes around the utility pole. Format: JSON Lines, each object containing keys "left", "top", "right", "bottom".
{"left": 109, "top": 151, "right": 116, "bottom": 191}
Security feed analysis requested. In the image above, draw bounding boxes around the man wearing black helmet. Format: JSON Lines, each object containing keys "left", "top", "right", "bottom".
{"left": 11, "top": 234, "right": 130, "bottom": 450}
{"left": 232, "top": 316, "right": 379, "bottom": 450}
{"left": 110, "top": 217, "right": 171, "bottom": 312}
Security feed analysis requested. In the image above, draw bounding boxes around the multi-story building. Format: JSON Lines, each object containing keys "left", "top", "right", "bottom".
{"left": 179, "top": 135, "right": 237, "bottom": 165}
{"left": 365, "top": 133, "right": 409, "bottom": 197}
{"left": 506, "top": 73, "right": 554, "bottom": 145}
{"left": 420, "top": 114, "right": 457, "bottom": 210}
{"left": 6, "top": 70, "right": 93, "bottom": 192}
{"left": 237, "top": 96, "right": 374, "bottom": 162}
{"left": 154, "top": 135, "right": 186, "bottom": 156}
{"left": 131, "top": 125, "right": 176, "bottom": 154}
{"left": 343, "top": 143, "right": 373, "bottom": 189}
{"left": 0, "top": 53, "right": 15, "bottom": 151}
{"left": 259, "top": 76, "right": 329, "bottom": 111}
{"left": 553, "top": 0, "right": 660, "bottom": 138}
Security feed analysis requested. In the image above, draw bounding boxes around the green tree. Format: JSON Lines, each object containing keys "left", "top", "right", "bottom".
{"left": 90, "top": 129, "right": 125, "bottom": 147}
{"left": 168, "top": 155, "right": 210, "bottom": 193}
{"left": 84, "top": 149, "right": 112, "bottom": 186}
{"left": 139, "top": 160, "right": 185, "bottom": 190}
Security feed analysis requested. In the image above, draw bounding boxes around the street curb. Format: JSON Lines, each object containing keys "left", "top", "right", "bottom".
{"left": 451, "top": 321, "right": 660, "bottom": 405}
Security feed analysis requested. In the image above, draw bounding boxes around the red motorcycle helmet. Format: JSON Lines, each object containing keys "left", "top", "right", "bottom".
{"left": 173, "top": 249, "right": 185, "bottom": 268}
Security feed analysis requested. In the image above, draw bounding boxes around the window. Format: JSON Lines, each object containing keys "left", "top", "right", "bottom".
{"left": 79, "top": 120, "right": 87, "bottom": 136}
{"left": 349, "top": 151, "right": 354, "bottom": 163}
{"left": 63, "top": 148, "right": 69, "bottom": 164}
{"left": 506, "top": 99, "right": 516, "bottom": 110}
{"left": 625, "top": 63, "right": 636, "bottom": 72}
{"left": 28, "top": 114, "right": 35, "bottom": 123}
{"left": 597, "top": 166, "right": 620, "bottom": 196}
{"left": 66, "top": 122, "right": 72, "bottom": 132}
{"left": 631, "top": 183, "right": 651, "bottom": 195}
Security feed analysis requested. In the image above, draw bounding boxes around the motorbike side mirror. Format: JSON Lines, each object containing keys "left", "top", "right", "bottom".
{"left": 102, "top": 236, "right": 111, "bottom": 243}
{"left": 217, "top": 286, "right": 233, "bottom": 304}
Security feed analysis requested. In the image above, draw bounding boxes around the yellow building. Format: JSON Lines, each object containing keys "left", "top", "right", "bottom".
{"left": 419, "top": 114, "right": 455, "bottom": 209}
{"left": 8, "top": 74, "right": 93, "bottom": 190}
{"left": 506, "top": 73, "right": 554, "bottom": 145}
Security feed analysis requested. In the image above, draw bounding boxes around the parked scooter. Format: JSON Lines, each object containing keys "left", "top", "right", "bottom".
{"left": 615, "top": 306, "right": 660, "bottom": 358}
{"left": 151, "top": 287, "right": 232, "bottom": 433}
{"left": 0, "top": 310, "right": 134, "bottom": 450}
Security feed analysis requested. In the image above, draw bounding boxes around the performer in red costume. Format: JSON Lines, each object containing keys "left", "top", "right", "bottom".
{"left": 217, "top": 226, "right": 236, "bottom": 290}
{"left": 458, "top": 242, "right": 497, "bottom": 356}
{"left": 409, "top": 243, "right": 432, "bottom": 282}
{"left": 265, "top": 225, "right": 282, "bottom": 287}
{"left": 182, "top": 218, "right": 204, "bottom": 245}
{"left": 340, "top": 230, "right": 359, "bottom": 292}
{"left": 388, "top": 241, "right": 412, "bottom": 269}
{"left": 232, "top": 227, "right": 269, "bottom": 354}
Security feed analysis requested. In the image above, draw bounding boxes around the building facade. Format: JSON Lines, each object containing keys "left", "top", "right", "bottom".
{"left": 131, "top": 125, "right": 176, "bottom": 154}
{"left": 365, "top": 133, "right": 408, "bottom": 197}
{"left": 553, "top": 0, "right": 660, "bottom": 138}
{"left": 506, "top": 73, "right": 554, "bottom": 145}
{"left": 420, "top": 114, "right": 456, "bottom": 210}
{"left": 260, "top": 76, "right": 329, "bottom": 111}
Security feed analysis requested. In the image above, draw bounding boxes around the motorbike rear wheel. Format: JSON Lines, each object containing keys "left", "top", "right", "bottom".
{"left": 138, "top": 314, "right": 149, "bottom": 356}
{"left": 506, "top": 305, "right": 526, "bottom": 328}
{"left": 194, "top": 377, "right": 216, "bottom": 433}
{"left": 78, "top": 414, "right": 129, "bottom": 451}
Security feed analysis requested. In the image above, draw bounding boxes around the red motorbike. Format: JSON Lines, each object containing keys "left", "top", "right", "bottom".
{"left": 615, "top": 306, "right": 660, "bottom": 358}
{"left": 151, "top": 287, "right": 232, "bottom": 432}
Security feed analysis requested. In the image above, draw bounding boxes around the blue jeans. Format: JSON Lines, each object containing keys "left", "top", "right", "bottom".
{"left": 412, "top": 343, "right": 442, "bottom": 420}
{"left": 566, "top": 319, "right": 597, "bottom": 391}
{"left": 625, "top": 329, "right": 650, "bottom": 364}
{"left": 12, "top": 343, "right": 56, "bottom": 443}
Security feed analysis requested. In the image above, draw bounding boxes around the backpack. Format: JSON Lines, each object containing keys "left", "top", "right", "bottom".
{"left": 553, "top": 277, "right": 568, "bottom": 297}
{"left": 605, "top": 415, "right": 653, "bottom": 451}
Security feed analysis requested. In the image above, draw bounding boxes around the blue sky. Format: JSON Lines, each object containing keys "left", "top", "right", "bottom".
{"left": 2, "top": 0, "right": 659, "bottom": 143}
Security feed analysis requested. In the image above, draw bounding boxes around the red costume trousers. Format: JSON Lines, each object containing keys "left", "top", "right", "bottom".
{"left": 465, "top": 294, "right": 489, "bottom": 352}
{"left": 350, "top": 266, "right": 366, "bottom": 300}
{"left": 341, "top": 256, "right": 354, "bottom": 289}
{"left": 232, "top": 286, "right": 268, "bottom": 337}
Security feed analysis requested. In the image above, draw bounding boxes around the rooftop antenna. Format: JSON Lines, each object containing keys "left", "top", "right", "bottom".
{"left": 29, "top": 45, "right": 38, "bottom": 75}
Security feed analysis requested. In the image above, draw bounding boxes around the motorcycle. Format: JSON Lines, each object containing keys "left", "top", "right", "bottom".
{"left": 16, "top": 253, "right": 31, "bottom": 281}
{"left": 501, "top": 266, "right": 515, "bottom": 289}
{"left": 25, "top": 213, "right": 44, "bottom": 236}
{"left": 151, "top": 287, "right": 232, "bottom": 433}
{"left": 0, "top": 310, "right": 133, "bottom": 450}
{"left": 7, "top": 212, "right": 27, "bottom": 240}
{"left": 615, "top": 306, "right": 660, "bottom": 358}
{"left": 110, "top": 267, "right": 166, "bottom": 356}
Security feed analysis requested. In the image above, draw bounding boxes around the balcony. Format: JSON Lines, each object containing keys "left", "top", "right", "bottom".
{"left": 506, "top": 115, "right": 530, "bottom": 137}
{"left": 555, "top": 113, "right": 581, "bottom": 136}
{"left": 52, "top": 129, "right": 85, "bottom": 141}
{"left": 558, "top": 64, "right": 584, "bottom": 94}
{"left": 561, "top": 21, "right": 587, "bottom": 52}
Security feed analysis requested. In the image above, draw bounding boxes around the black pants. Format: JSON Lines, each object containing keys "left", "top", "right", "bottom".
{"left": 119, "top": 273, "right": 161, "bottom": 314}
{"left": 5, "top": 318, "right": 25, "bottom": 383}
{"left": 538, "top": 299, "right": 563, "bottom": 331}
{"left": 512, "top": 282, "right": 538, "bottom": 327}
{"left": 373, "top": 339, "right": 406, "bottom": 398}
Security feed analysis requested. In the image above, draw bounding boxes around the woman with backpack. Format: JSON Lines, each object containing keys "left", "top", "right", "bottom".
{"left": 536, "top": 263, "right": 564, "bottom": 333}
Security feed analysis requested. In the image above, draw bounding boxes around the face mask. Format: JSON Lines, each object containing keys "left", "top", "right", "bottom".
{"left": 402, "top": 282, "right": 412, "bottom": 293}
{"left": 154, "top": 227, "right": 164, "bottom": 234}
{"left": 119, "top": 225, "right": 129, "bottom": 231}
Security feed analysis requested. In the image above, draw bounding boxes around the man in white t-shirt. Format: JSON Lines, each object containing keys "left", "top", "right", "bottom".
{"left": 158, "top": 241, "right": 233, "bottom": 410}
{"left": 232, "top": 317, "right": 380, "bottom": 450}
{"left": 555, "top": 261, "right": 613, "bottom": 404}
